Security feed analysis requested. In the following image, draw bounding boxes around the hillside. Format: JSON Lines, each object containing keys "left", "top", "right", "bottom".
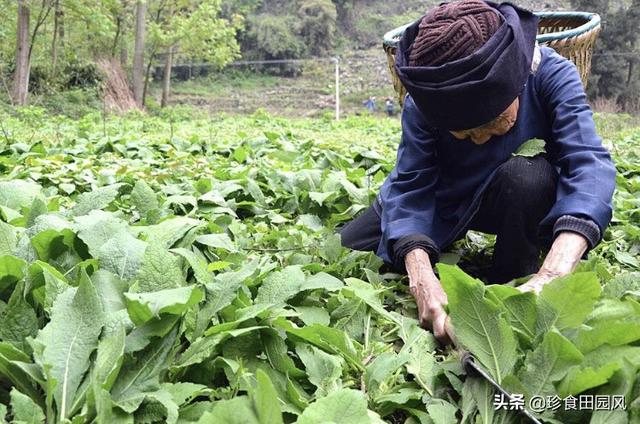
{"left": 332, "top": 0, "right": 571, "bottom": 49}
{"left": 160, "top": 0, "right": 640, "bottom": 115}
{"left": 157, "top": 0, "right": 576, "bottom": 115}
{"left": 150, "top": 48, "right": 397, "bottom": 117}
{"left": 239, "top": 0, "right": 572, "bottom": 54}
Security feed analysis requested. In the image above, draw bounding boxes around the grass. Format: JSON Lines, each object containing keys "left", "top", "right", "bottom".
{"left": 164, "top": 72, "right": 282, "bottom": 97}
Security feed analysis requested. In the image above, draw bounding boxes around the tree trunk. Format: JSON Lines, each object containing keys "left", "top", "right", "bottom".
{"left": 132, "top": 0, "right": 147, "bottom": 108}
{"left": 13, "top": 0, "right": 30, "bottom": 106}
{"left": 120, "top": 47, "right": 128, "bottom": 67}
{"left": 142, "top": 48, "right": 156, "bottom": 106}
{"left": 116, "top": 14, "right": 127, "bottom": 65}
{"left": 111, "top": 16, "right": 122, "bottom": 58}
{"left": 51, "top": 0, "right": 62, "bottom": 78}
{"left": 627, "top": 0, "right": 639, "bottom": 85}
{"left": 58, "top": 0, "right": 64, "bottom": 46}
{"left": 161, "top": 45, "right": 174, "bottom": 107}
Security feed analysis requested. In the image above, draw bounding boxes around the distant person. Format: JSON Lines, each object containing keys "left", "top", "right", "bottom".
{"left": 363, "top": 96, "right": 377, "bottom": 112}
{"left": 385, "top": 98, "right": 395, "bottom": 116}
{"left": 339, "top": 0, "right": 616, "bottom": 345}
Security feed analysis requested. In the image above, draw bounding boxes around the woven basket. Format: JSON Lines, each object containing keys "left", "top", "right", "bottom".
{"left": 382, "top": 11, "right": 601, "bottom": 106}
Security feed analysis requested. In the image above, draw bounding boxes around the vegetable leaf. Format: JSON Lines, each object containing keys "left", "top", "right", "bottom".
{"left": 438, "top": 264, "right": 518, "bottom": 384}
{"left": 36, "top": 270, "right": 105, "bottom": 419}
{"left": 513, "top": 138, "right": 546, "bottom": 157}
{"left": 296, "top": 388, "right": 372, "bottom": 424}
{"left": 518, "top": 330, "right": 583, "bottom": 397}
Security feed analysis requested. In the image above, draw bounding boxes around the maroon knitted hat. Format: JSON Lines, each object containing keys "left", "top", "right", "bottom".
{"left": 409, "top": 0, "right": 503, "bottom": 67}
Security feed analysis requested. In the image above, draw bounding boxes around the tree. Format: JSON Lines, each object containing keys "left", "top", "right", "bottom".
{"left": 617, "top": 0, "right": 640, "bottom": 111}
{"left": 572, "top": 0, "right": 640, "bottom": 111}
{"left": 45, "top": 0, "right": 125, "bottom": 65}
{"left": 145, "top": 0, "right": 242, "bottom": 107}
{"left": 244, "top": 14, "right": 306, "bottom": 60}
{"left": 12, "top": 0, "right": 55, "bottom": 105}
{"left": 298, "top": 0, "right": 337, "bottom": 56}
{"left": 104, "top": 0, "right": 134, "bottom": 65}
{"left": 50, "top": 0, "right": 63, "bottom": 77}
{"left": 220, "top": 0, "right": 261, "bottom": 19}
{"left": 132, "top": 0, "right": 146, "bottom": 107}
{"left": 331, "top": 0, "right": 354, "bottom": 38}
{"left": 13, "top": 0, "right": 30, "bottom": 105}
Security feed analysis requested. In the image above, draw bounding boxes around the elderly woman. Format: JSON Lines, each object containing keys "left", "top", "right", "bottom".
{"left": 340, "top": 0, "right": 616, "bottom": 344}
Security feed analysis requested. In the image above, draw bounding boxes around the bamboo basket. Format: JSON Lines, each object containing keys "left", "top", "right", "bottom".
{"left": 382, "top": 11, "right": 601, "bottom": 105}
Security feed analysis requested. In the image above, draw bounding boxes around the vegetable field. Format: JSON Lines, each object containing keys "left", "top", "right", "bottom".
{"left": 0, "top": 107, "right": 638, "bottom": 423}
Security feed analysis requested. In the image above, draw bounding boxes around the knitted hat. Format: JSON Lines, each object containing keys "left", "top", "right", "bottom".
{"left": 409, "top": 0, "right": 502, "bottom": 67}
{"left": 394, "top": 1, "right": 539, "bottom": 130}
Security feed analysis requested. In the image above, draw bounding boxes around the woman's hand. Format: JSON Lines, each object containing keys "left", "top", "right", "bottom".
{"left": 516, "top": 271, "right": 559, "bottom": 295}
{"left": 517, "top": 231, "right": 589, "bottom": 294}
{"left": 405, "top": 249, "right": 453, "bottom": 345}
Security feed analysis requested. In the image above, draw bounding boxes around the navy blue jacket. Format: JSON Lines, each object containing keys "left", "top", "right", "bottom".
{"left": 377, "top": 47, "right": 616, "bottom": 266}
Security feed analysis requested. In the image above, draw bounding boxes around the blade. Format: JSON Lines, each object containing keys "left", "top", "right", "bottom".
{"left": 460, "top": 351, "right": 544, "bottom": 424}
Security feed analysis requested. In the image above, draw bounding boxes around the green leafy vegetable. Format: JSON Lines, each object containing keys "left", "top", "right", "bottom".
{"left": 439, "top": 264, "right": 518, "bottom": 383}
{"left": 0, "top": 108, "right": 636, "bottom": 423}
{"left": 296, "top": 389, "right": 375, "bottom": 424}
{"left": 513, "top": 138, "right": 546, "bottom": 157}
{"left": 35, "top": 270, "right": 105, "bottom": 420}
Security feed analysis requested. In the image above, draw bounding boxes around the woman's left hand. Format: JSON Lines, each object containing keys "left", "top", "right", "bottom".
{"left": 517, "top": 270, "right": 561, "bottom": 294}
{"left": 517, "top": 231, "right": 589, "bottom": 295}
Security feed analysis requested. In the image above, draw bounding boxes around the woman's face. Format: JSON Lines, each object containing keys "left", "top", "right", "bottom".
{"left": 449, "top": 97, "right": 520, "bottom": 145}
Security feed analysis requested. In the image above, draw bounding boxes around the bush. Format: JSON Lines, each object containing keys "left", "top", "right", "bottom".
{"left": 572, "top": 0, "right": 640, "bottom": 114}
{"left": 149, "top": 104, "right": 209, "bottom": 122}
{"left": 28, "top": 66, "right": 55, "bottom": 95}
{"left": 23, "top": 62, "right": 103, "bottom": 96}
{"left": 242, "top": 14, "right": 306, "bottom": 75}
{"left": 39, "top": 88, "right": 103, "bottom": 118}
{"left": 63, "top": 62, "right": 103, "bottom": 89}
{"left": 298, "top": 0, "right": 338, "bottom": 56}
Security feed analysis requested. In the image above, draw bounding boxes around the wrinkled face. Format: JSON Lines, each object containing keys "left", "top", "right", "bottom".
{"left": 449, "top": 98, "right": 520, "bottom": 145}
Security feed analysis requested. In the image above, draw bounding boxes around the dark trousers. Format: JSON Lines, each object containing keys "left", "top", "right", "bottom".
{"left": 340, "top": 156, "right": 558, "bottom": 283}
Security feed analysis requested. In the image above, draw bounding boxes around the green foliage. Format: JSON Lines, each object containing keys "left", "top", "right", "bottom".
{"left": 298, "top": 389, "right": 379, "bottom": 423}
{"left": 439, "top": 265, "right": 518, "bottom": 384}
{"left": 147, "top": 0, "right": 241, "bottom": 69}
{"left": 572, "top": 0, "right": 640, "bottom": 112}
{"left": 37, "top": 89, "right": 103, "bottom": 119}
{"left": 518, "top": 330, "right": 583, "bottom": 398}
{"left": 10, "top": 388, "right": 45, "bottom": 424}
{"left": 221, "top": 0, "right": 262, "bottom": 19}
{"left": 513, "top": 138, "right": 546, "bottom": 157}
{"left": 0, "top": 107, "right": 635, "bottom": 423}
{"left": 243, "top": 13, "right": 306, "bottom": 68}
{"left": 439, "top": 267, "right": 640, "bottom": 421}
{"left": 0, "top": 0, "right": 241, "bottom": 105}
{"left": 239, "top": 0, "right": 428, "bottom": 59}
{"left": 35, "top": 271, "right": 105, "bottom": 420}
{"left": 298, "top": 0, "right": 338, "bottom": 56}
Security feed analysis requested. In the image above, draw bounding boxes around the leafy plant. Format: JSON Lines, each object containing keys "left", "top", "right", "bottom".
{"left": 0, "top": 106, "right": 636, "bottom": 423}
{"left": 513, "top": 138, "right": 546, "bottom": 157}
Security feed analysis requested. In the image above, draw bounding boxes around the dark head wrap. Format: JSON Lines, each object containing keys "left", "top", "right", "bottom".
{"left": 395, "top": 1, "right": 539, "bottom": 130}
{"left": 409, "top": 0, "right": 502, "bottom": 67}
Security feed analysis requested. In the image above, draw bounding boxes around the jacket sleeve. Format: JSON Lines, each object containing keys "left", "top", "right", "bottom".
{"left": 379, "top": 96, "right": 440, "bottom": 271}
{"left": 536, "top": 50, "right": 616, "bottom": 248}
